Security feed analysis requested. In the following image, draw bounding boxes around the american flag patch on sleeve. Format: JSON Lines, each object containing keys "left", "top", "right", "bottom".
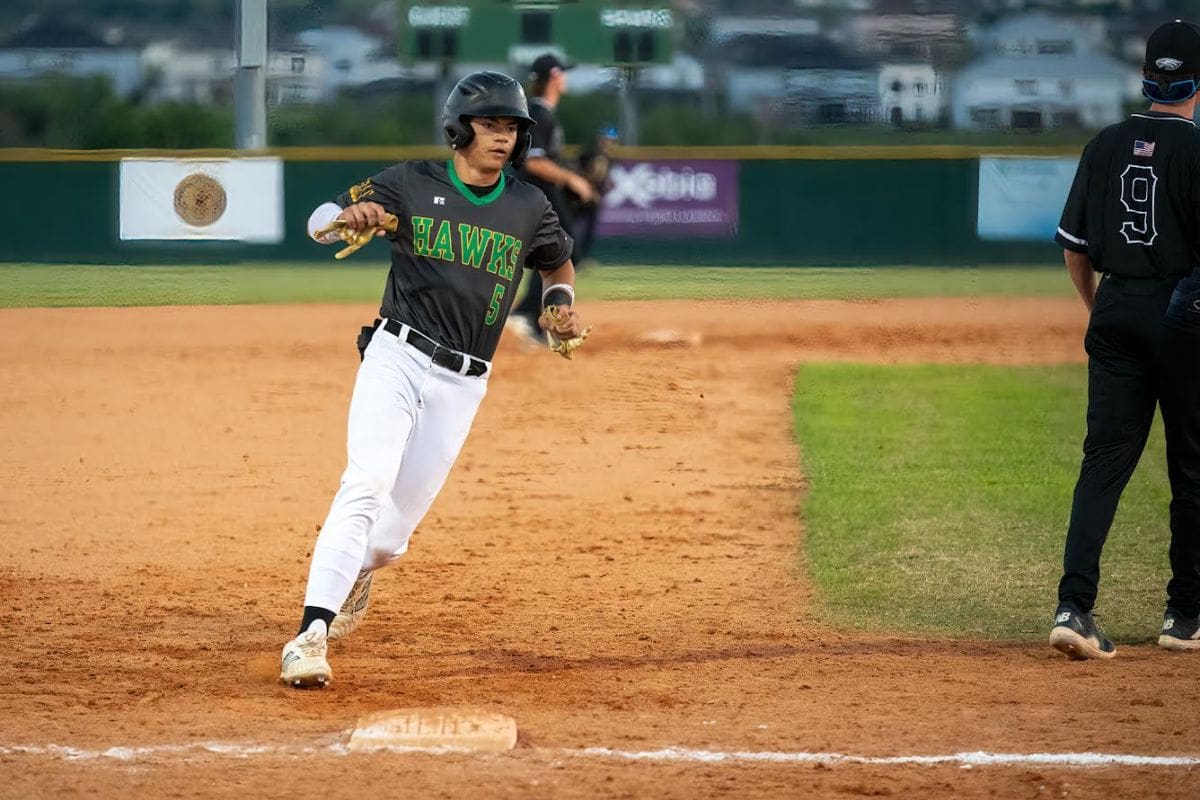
{"left": 1133, "top": 140, "right": 1156, "bottom": 157}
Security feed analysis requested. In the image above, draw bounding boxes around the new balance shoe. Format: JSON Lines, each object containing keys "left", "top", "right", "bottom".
{"left": 280, "top": 624, "right": 332, "bottom": 688}
{"left": 1049, "top": 605, "right": 1116, "bottom": 660}
{"left": 329, "top": 571, "right": 373, "bottom": 641}
{"left": 1158, "top": 608, "right": 1200, "bottom": 651}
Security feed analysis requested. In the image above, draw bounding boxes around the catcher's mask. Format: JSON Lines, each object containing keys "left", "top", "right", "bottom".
{"left": 442, "top": 71, "right": 535, "bottom": 168}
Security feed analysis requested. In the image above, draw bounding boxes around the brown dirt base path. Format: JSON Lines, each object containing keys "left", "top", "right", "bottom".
{"left": 1, "top": 299, "right": 1197, "bottom": 798}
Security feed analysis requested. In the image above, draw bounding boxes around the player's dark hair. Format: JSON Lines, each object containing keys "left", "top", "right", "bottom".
{"left": 529, "top": 77, "right": 549, "bottom": 98}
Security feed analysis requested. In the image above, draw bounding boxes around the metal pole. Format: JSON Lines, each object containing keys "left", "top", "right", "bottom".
{"left": 234, "top": 0, "right": 267, "bottom": 150}
{"left": 619, "top": 65, "right": 639, "bottom": 146}
{"left": 434, "top": 60, "right": 453, "bottom": 145}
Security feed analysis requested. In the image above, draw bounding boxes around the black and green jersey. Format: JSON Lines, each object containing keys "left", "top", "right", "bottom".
{"left": 519, "top": 97, "right": 565, "bottom": 196}
{"left": 1057, "top": 111, "right": 1200, "bottom": 279}
{"left": 334, "top": 159, "right": 572, "bottom": 360}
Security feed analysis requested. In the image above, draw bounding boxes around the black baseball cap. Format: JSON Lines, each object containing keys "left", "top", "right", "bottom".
{"left": 528, "top": 53, "right": 573, "bottom": 81}
{"left": 1144, "top": 20, "right": 1200, "bottom": 76}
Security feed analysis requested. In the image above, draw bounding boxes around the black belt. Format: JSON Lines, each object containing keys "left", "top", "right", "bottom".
{"left": 382, "top": 319, "right": 488, "bottom": 377}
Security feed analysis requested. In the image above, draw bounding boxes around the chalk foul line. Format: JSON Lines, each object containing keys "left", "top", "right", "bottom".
{"left": 2, "top": 742, "right": 1198, "bottom": 769}
{"left": 570, "top": 747, "right": 1200, "bottom": 768}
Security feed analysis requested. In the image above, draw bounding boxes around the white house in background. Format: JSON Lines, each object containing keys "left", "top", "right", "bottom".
{"left": 968, "top": 11, "right": 1107, "bottom": 57}
{"left": 264, "top": 49, "right": 327, "bottom": 104}
{"left": 952, "top": 54, "right": 1130, "bottom": 129}
{"left": 142, "top": 41, "right": 325, "bottom": 105}
{"left": 0, "top": 19, "right": 142, "bottom": 97}
{"left": 295, "top": 27, "right": 404, "bottom": 101}
{"left": 952, "top": 13, "right": 1135, "bottom": 130}
{"left": 879, "top": 63, "right": 948, "bottom": 125}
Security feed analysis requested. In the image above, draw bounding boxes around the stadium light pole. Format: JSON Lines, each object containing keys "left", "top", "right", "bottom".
{"left": 235, "top": 0, "right": 268, "bottom": 149}
{"left": 619, "top": 65, "right": 638, "bottom": 146}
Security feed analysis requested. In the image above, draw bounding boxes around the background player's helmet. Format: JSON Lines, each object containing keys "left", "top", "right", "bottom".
{"left": 1142, "top": 20, "right": 1200, "bottom": 103}
{"left": 442, "top": 71, "right": 536, "bottom": 168}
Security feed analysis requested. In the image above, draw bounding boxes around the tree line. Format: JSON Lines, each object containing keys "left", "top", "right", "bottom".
{"left": 0, "top": 75, "right": 1101, "bottom": 150}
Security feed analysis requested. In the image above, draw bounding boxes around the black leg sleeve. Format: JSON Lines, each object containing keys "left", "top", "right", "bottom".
{"left": 1159, "top": 327, "right": 1200, "bottom": 617}
{"left": 1059, "top": 305, "right": 1157, "bottom": 612}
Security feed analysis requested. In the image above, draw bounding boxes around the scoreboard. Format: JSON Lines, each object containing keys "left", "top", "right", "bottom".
{"left": 399, "top": 0, "right": 675, "bottom": 66}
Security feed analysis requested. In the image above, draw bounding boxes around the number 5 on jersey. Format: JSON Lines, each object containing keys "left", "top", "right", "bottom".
{"left": 1120, "top": 164, "right": 1158, "bottom": 246}
{"left": 485, "top": 283, "right": 505, "bottom": 326}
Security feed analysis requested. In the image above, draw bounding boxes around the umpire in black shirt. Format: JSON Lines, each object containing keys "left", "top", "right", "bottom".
{"left": 510, "top": 53, "right": 596, "bottom": 340}
{"left": 1050, "top": 20, "right": 1200, "bottom": 660}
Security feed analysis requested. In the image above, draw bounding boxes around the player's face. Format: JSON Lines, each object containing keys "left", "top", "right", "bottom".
{"left": 467, "top": 117, "right": 519, "bottom": 171}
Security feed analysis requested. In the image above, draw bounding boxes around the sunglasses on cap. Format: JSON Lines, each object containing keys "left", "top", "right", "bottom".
{"left": 1143, "top": 76, "right": 1199, "bottom": 103}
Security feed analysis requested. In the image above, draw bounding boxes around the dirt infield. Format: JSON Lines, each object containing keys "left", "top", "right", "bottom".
{"left": 2, "top": 298, "right": 1197, "bottom": 798}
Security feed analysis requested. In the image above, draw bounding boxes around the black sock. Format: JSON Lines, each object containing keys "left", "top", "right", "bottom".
{"left": 298, "top": 606, "right": 336, "bottom": 637}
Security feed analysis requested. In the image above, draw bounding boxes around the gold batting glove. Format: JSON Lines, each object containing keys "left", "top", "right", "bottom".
{"left": 313, "top": 213, "right": 399, "bottom": 260}
{"left": 542, "top": 305, "right": 592, "bottom": 360}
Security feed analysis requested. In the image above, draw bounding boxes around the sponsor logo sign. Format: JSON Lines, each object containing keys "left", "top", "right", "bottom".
{"left": 597, "top": 160, "right": 738, "bottom": 238}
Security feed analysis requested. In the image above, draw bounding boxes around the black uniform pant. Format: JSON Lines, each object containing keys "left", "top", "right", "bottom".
{"left": 1059, "top": 275, "right": 1200, "bottom": 617}
{"left": 573, "top": 202, "right": 599, "bottom": 263}
{"left": 514, "top": 186, "right": 575, "bottom": 327}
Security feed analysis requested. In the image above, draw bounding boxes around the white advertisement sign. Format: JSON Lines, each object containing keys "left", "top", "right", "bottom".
{"left": 977, "top": 156, "right": 1078, "bottom": 242}
{"left": 119, "top": 158, "right": 283, "bottom": 242}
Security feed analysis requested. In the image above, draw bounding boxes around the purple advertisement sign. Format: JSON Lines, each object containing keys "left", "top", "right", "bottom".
{"left": 596, "top": 159, "right": 739, "bottom": 238}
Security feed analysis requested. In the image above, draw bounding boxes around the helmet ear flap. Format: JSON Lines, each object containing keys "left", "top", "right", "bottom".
{"left": 510, "top": 126, "right": 532, "bottom": 168}
{"left": 444, "top": 115, "right": 474, "bottom": 150}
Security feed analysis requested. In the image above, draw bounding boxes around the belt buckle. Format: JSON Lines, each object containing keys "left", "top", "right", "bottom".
{"left": 428, "top": 344, "right": 461, "bottom": 375}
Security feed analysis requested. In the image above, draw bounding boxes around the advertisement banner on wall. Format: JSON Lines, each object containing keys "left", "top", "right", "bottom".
{"left": 976, "top": 156, "right": 1079, "bottom": 242}
{"left": 596, "top": 159, "right": 739, "bottom": 238}
{"left": 119, "top": 158, "right": 284, "bottom": 242}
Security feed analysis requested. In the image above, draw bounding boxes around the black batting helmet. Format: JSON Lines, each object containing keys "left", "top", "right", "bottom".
{"left": 441, "top": 71, "right": 536, "bottom": 168}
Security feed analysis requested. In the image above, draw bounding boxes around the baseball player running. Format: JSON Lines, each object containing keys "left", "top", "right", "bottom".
{"left": 280, "top": 71, "right": 583, "bottom": 687}
{"left": 1050, "top": 20, "right": 1200, "bottom": 660}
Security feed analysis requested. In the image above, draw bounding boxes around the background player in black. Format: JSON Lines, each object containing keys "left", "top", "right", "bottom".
{"left": 1049, "top": 20, "right": 1200, "bottom": 660}
{"left": 509, "top": 53, "right": 597, "bottom": 342}
{"left": 571, "top": 125, "right": 620, "bottom": 265}
{"left": 281, "top": 71, "right": 584, "bottom": 687}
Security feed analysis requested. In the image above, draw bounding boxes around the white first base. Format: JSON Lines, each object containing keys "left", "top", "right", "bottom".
{"left": 348, "top": 707, "right": 518, "bottom": 753}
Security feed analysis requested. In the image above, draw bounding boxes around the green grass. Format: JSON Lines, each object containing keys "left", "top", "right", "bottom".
{"left": 0, "top": 263, "right": 1075, "bottom": 308}
{"left": 793, "top": 364, "right": 1172, "bottom": 641}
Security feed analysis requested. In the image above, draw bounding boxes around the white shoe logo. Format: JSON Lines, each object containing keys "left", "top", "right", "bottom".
{"left": 1164, "top": 617, "right": 1175, "bottom": 631}
{"left": 1056, "top": 612, "right": 1071, "bottom": 624}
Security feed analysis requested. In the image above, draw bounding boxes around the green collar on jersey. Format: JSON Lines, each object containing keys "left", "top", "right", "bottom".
{"left": 446, "top": 160, "right": 506, "bottom": 206}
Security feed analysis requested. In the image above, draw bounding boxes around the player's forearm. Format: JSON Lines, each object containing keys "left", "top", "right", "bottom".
{"left": 524, "top": 157, "right": 576, "bottom": 188}
{"left": 308, "top": 201, "right": 344, "bottom": 243}
{"left": 540, "top": 260, "right": 576, "bottom": 306}
{"left": 1065, "top": 250, "right": 1098, "bottom": 311}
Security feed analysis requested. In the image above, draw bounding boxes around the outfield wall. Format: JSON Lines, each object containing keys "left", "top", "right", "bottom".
{"left": 0, "top": 147, "right": 1075, "bottom": 265}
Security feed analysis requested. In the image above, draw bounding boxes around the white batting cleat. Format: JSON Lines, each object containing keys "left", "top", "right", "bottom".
{"left": 280, "top": 624, "right": 332, "bottom": 688}
{"left": 504, "top": 315, "right": 543, "bottom": 351}
{"left": 329, "top": 571, "right": 374, "bottom": 642}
